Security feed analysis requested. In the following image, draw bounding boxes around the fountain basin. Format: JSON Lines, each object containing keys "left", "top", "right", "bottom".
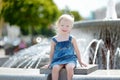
{"left": 74, "top": 19, "right": 120, "bottom": 27}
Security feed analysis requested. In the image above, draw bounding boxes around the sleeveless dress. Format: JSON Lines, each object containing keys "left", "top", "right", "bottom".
{"left": 50, "top": 36, "right": 77, "bottom": 68}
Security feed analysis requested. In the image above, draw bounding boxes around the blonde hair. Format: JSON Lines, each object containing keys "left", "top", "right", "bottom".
{"left": 56, "top": 14, "right": 74, "bottom": 27}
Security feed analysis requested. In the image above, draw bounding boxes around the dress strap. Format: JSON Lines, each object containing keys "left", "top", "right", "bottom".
{"left": 69, "top": 36, "right": 72, "bottom": 41}
{"left": 52, "top": 37, "right": 57, "bottom": 43}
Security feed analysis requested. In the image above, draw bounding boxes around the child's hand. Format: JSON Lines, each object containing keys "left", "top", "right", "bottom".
{"left": 41, "top": 64, "right": 50, "bottom": 68}
{"left": 80, "top": 62, "right": 87, "bottom": 67}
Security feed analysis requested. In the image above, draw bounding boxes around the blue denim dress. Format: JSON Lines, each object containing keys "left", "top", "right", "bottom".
{"left": 50, "top": 36, "right": 77, "bottom": 68}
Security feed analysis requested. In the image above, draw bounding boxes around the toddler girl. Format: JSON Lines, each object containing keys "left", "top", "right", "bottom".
{"left": 44, "top": 14, "right": 87, "bottom": 80}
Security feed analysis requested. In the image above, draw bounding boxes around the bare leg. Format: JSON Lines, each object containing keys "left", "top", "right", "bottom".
{"left": 65, "top": 63, "right": 75, "bottom": 80}
{"left": 52, "top": 64, "right": 64, "bottom": 80}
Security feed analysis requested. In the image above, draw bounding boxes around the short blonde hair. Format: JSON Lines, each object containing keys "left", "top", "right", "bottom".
{"left": 56, "top": 14, "right": 74, "bottom": 27}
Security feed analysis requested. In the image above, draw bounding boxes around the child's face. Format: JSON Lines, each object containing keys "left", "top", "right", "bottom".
{"left": 58, "top": 18, "right": 73, "bottom": 34}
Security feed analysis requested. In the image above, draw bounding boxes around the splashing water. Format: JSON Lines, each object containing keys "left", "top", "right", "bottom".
{"left": 83, "top": 39, "right": 98, "bottom": 63}
{"left": 93, "top": 39, "right": 104, "bottom": 64}
{"left": 113, "top": 48, "right": 120, "bottom": 69}
{"left": 2, "top": 43, "right": 50, "bottom": 69}
{"left": 107, "top": 50, "right": 110, "bottom": 70}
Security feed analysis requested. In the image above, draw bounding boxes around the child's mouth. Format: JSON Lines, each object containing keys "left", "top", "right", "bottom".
{"left": 62, "top": 30, "right": 67, "bottom": 32}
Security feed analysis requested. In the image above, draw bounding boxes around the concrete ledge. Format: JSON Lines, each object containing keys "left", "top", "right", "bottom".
{"left": 0, "top": 67, "right": 47, "bottom": 80}
{"left": 0, "top": 74, "right": 47, "bottom": 80}
{"left": 40, "top": 64, "right": 98, "bottom": 80}
{"left": 40, "top": 64, "right": 98, "bottom": 75}
{"left": 0, "top": 67, "right": 120, "bottom": 80}
{"left": 73, "top": 70, "right": 120, "bottom": 80}
{"left": 75, "top": 64, "right": 98, "bottom": 74}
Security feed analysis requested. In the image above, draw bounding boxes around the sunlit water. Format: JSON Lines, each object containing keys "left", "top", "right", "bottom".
{"left": 2, "top": 42, "right": 50, "bottom": 69}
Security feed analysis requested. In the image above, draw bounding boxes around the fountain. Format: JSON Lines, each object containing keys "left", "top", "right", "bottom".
{"left": 1, "top": 0, "right": 120, "bottom": 80}
{"left": 73, "top": 18, "right": 120, "bottom": 69}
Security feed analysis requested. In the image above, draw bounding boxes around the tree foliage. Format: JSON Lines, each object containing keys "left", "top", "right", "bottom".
{"left": 71, "top": 11, "right": 83, "bottom": 21}
{"left": 1, "top": 0, "right": 60, "bottom": 36}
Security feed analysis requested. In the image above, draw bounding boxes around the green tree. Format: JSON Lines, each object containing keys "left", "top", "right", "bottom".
{"left": 1, "top": 0, "right": 60, "bottom": 37}
{"left": 0, "top": 0, "right": 3, "bottom": 37}
{"left": 71, "top": 11, "right": 83, "bottom": 21}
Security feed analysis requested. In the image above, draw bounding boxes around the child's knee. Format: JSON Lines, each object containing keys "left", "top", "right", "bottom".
{"left": 66, "top": 63, "right": 75, "bottom": 69}
{"left": 66, "top": 66, "right": 74, "bottom": 71}
{"left": 52, "top": 65, "right": 61, "bottom": 72}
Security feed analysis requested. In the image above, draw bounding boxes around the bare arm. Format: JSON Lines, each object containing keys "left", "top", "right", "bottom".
{"left": 72, "top": 37, "right": 87, "bottom": 67}
{"left": 49, "top": 40, "right": 55, "bottom": 64}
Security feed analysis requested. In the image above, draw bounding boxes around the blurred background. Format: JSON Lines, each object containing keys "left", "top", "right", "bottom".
{"left": 0, "top": 0, "right": 120, "bottom": 56}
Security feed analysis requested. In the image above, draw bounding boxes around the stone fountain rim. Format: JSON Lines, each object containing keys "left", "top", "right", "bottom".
{"left": 74, "top": 19, "right": 120, "bottom": 27}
